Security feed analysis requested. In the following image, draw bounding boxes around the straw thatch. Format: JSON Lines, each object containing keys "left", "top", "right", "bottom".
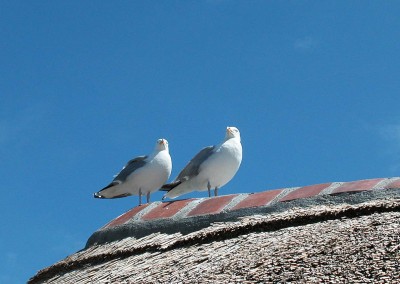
{"left": 30, "top": 198, "right": 400, "bottom": 283}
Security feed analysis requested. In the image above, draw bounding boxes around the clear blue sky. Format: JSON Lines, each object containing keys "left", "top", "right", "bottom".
{"left": 1, "top": 1, "right": 400, "bottom": 282}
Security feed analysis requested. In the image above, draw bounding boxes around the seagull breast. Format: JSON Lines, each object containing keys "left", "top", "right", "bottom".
{"left": 129, "top": 150, "right": 172, "bottom": 194}
{"left": 198, "top": 138, "right": 242, "bottom": 189}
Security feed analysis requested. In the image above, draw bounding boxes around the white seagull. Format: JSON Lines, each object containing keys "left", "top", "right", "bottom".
{"left": 94, "top": 139, "right": 172, "bottom": 205}
{"left": 161, "top": 126, "right": 242, "bottom": 199}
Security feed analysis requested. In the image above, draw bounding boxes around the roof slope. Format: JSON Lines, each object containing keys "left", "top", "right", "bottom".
{"left": 29, "top": 177, "right": 400, "bottom": 283}
{"left": 30, "top": 198, "right": 400, "bottom": 283}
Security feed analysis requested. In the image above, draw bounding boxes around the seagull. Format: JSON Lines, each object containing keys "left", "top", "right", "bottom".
{"left": 94, "top": 139, "right": 172, "bottom": 206}
{"left": 161, "top": 127, "right": 242, "bottom": 199}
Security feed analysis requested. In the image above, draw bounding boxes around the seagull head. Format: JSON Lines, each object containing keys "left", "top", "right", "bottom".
{"left": 156, "top": 138, "right": 169, "bottom": 151}
{"left": 225, "top": 126, "right": 241, "bottom": 140}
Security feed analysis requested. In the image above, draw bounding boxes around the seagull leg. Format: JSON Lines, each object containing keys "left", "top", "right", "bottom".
{"left": 146, "top": 192, "right": 151, "bottom": 204}
{"left": 207, "top": 182, "right": 211, "bottom": 198}
{"left": 214, "top": 187, "right": 219, "bottom": 197}
{"left": 139, "top": 188, "right": 142, "bottom": 206}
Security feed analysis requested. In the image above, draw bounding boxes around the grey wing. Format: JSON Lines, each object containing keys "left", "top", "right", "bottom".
{"left": 113, "top": 155, "right": 148, "bottom": 182}
{"left": 176, "top": 146, "right": 215, "bottom": 181}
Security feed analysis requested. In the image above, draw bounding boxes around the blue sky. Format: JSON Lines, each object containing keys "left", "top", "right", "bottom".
{"left": 1, "top": 1, "right": 400, "bottom": 282}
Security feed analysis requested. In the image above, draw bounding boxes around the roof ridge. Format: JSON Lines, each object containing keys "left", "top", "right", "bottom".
{"left": 86, "top": 177, "right": 400, "bottom": 247}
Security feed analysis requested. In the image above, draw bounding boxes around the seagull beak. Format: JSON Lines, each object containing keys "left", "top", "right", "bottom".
{"left": 227, "top": 127, "right": 232, "bottom": 134}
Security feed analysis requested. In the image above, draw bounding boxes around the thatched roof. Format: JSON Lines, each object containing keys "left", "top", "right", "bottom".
{"left": 29, "top": 177, "right": 400, "bottom": 283}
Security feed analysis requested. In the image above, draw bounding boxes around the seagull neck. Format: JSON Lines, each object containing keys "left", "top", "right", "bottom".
{"left": 224, "top": 136, "right": 240, "bottom": 143}
{"left": 153, "top": 148, "right": 168, "bottom": 156}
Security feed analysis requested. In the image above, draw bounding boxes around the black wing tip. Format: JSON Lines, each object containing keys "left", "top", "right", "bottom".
{"left": 93, "top": 192, "right": 131, "bottom": 199}
{"left": 101, "top": 181, "right": 119, "bottom": 191}
{"left": 159, "top": 185, "right": 170, "bottom": 191}
{"left": 93, "top": 192, "right": 105, "bottom": 199}
{"left": 160, "top": 180, "right": 182, "bottom": 191}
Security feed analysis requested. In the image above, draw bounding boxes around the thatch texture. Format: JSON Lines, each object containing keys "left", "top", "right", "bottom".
{"left": 30, "top": 199, "right": 400, "bottom": 283}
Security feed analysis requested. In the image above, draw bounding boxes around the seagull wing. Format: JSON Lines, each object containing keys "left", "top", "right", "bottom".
{"left": 101, "top": 155, "right": 148, "bottom": 190}
{"left": 113, "top": 155, "right": 148, "bottom": 181}
{"left": 161, "top": 146, "right": 215, "bottom": 191}
{"left": 176, "top": 146, "right": 215, "bottom": 179}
